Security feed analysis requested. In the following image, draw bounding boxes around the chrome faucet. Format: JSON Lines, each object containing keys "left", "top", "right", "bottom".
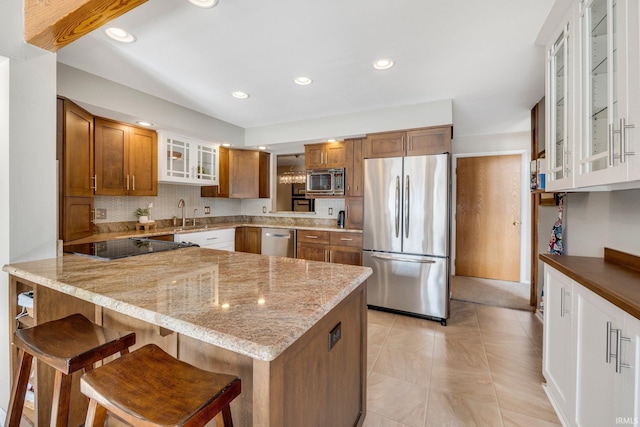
{"left": 193, "top": 208, "right": 198, "bottom": 226}
{"left": 178, "top": 199, "right": 186, "bottom": 227}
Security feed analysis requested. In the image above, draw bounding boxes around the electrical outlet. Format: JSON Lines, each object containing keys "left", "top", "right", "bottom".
{"left": 204, "top": 206, "right": 211, "bottom": 214}
{"left": 328, "top": 207, "right": 333, "bottom": 215}
{"left": 328, "top": 322, "right": 342, "bottom": 351}
{"left": 96, "top": 208, "right": 107, "bottom": 219}
{"left": 262, "top": 206, "right": 267, "bottom": 213}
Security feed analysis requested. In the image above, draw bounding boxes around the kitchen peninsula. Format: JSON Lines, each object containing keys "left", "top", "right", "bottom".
{"left": 4, "top": 247, "right": 371, "bottom": 426}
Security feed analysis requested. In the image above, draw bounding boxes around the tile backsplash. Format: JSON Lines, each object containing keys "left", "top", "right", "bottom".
{"left": 94, "top": 184, "right": 346, "bottom": 223}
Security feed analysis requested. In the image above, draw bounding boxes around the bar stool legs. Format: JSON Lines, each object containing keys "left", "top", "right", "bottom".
{"left": 5, "top": 314, "right": 135, "bottom": 427}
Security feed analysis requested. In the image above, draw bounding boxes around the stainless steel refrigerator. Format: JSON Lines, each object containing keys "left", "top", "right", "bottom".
{"left": 363, "top": 154, "right": 450, "bottom": 325}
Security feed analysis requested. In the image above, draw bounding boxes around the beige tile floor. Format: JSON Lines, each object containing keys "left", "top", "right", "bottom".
{"left": 363, "top": 300, "right": 561, "bottom": 427}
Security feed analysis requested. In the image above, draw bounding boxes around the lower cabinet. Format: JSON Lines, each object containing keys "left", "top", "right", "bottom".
{"left": 543, "top": 265, "right": 640, "bottom": 427}
{"left": 542, "top": 265, "right": 574, "bottom": 425}
{"left": 174, "top": 228, "right": 235, "bottom": 251}
{"left": 297, "top": 230, "right": 362, "bottom": 266}
{"left": 235, "top": 226, "right": 261, "bottom": 254}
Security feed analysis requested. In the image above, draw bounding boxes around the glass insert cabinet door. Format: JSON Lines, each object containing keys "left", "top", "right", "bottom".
{"left": 166, "top": 137, "right": 190, "bottom": 179}
{"left": 548, "top": 24, "right": 571, "bottom": 184}
{"left": 195, "top": 144, "right": 217, "bottom": 182}
{"left": 579, "top": 0, "right": 632, "bottom": 183}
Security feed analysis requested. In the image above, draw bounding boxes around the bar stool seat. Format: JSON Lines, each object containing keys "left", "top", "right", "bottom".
{"left": 81, "top": 344, "right": 241, "bottom": 427}
{"left": 6, "top": 313, "right": 136, "bottom": 427}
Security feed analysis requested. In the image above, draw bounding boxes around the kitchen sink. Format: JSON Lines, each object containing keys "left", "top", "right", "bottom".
{"left": 173, "top": 225, "right": 210, "bottom": 232}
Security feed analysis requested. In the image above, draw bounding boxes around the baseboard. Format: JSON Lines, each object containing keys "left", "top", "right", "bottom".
{"left": 535, "top": 310, "right": 544, "bottom": 323}
{"left": 542, "top": 383, "right": 570, "bottom": 427}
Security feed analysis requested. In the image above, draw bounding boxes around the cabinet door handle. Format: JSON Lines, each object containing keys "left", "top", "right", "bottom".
{"left": 615, "top": 328, "right": 631, "bottom": 374}
{"left": 620, "top": 117, "right": 635, "bottom": 163}
{"left": 609, "top": 124, "right": 616, "bottom": 166}
{"left": 606, "top": 321, "right": 613, "bottom": 364}
{"left": 91, "top": 175, "right": 97, "bottom": 191}
{"left": 132, "top": 175, "right": 136, "bottom": 191}
{"left": 560, "top": 287, "right": 570, "bottom": 317}
{"left": 90, "top": 209, "right": 96, "bottom": 224}
{"left": 126, "top": 175, "right": 130, "bottom": 191}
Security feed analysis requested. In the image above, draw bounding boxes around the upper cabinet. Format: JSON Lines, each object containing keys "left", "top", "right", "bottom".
{"left": 94, "top": 118, "right": 157, "bottom": 196}
{"left": 545, "top": 11, "right": 575, "bottom": 192}
{"left": 305, "top": 142, "right": 346, "bottom": 169}
{"left": 158, "top": 131, "right": 219, "bottom": 186}
{"left": 363, "top": 126, "right": 452, "bottom": 159}
{"left": 544, "top": 0, "right": 640, "bottom": 190}
{"left": 201, "top": 148, "right": 270, "bottom": 199}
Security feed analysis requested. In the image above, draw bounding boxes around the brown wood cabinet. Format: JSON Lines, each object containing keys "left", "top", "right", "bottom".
{"left": 201, "top": 148, "right": 270, "bottom": 199}
{"left": 94, "top": 117, "right": 157, "bottom": 196}
{"left": 345, "top": 197, "right": 364, "bottom": 230}
{"left": 345, "top": 138, "right": 364, "bottom": 197}
{"left": 297, "top": 230, "right": 362, "bottom": 266}
{"left": 235, "top": 226, "right": 262, "bottom": 254}
{"left": 57, "top": 97, "right": 95, "bottom": 242}
{"left": 305, "top": 142, "right": 346, "bottom": 169}
{"left": 364, "top": 125, "right": 452, "bottom": 158}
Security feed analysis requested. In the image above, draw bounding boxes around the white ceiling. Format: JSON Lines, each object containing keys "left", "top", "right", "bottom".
{"left": 57, "top": 0, "right": 556, "bottom": 139}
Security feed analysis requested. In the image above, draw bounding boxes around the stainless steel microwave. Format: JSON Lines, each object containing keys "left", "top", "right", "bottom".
{"left": 306, "top": 168, "right": 345, "bottom": 195}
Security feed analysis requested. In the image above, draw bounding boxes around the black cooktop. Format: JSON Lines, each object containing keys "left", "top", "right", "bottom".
{"left": 64, "top": 238, "right": 198, "bottom": 260}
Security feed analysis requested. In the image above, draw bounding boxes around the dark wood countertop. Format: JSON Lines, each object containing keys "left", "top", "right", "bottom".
{"left": 540, "top": 248, "right": 640, "bottom": 320}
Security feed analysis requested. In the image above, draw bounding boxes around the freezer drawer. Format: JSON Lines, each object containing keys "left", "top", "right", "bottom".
{"left": 363, "top": 251, "right": 449, "bottom": 321}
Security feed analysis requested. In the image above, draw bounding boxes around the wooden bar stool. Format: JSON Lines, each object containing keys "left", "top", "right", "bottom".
{"left": 5, "top": 313, "right": 136, "bottom": 427}
{"left": 80, "top": 344, "right": 241, "bottom": 427}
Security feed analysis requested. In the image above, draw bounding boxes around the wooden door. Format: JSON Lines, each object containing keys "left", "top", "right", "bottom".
{"left": 128, "top": 126, "right": 157, "bottom": 196}
{"left": 94, "top": 118, "right": 128, "bottom": 196}
{"left": 63, "top": 100, "right": 94, "bottom": 197}
{"left": 455, "top": 154, "right": 521, "bottom": 281}
{"left": 305, "top": 144, "right": 325, "bottom": 169}
{"left": 344, "top": 197, "right": 363, "bottom": 230}
{"left": 345, "top": 138, "right": 364, "bottom": 197}
{"left": 63, "top": 196, "right": 93, "bottom": 241}
{"left": 259, "top": 151, "right": 270, "bottom": 198}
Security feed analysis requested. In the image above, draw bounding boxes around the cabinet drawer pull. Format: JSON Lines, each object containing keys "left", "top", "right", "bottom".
{"left": 206, "top": 237, "right": 218, "bottom": 240}
{"left": 340, "top": 238, "right": 353, "bottom": 241}
{"left": 305, "top": 235, "right": 318, "bottom": 239}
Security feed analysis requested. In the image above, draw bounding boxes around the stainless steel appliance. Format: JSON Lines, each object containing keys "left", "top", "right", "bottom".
{"left": 261, "top": 228, "right": 296, "bottom": 258}
{"left": 306, "top": 168, "right": 345, "bottom": 195}
{"left": 363, "top": 154, "right": 450, "bottom": 324}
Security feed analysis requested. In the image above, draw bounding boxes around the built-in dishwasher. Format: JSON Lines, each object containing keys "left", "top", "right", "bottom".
{"left": 261, "top": 228, "right": 296, "bottom": 258}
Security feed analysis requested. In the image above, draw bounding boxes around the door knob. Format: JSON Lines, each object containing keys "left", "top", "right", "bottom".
{"left": 513, "top": 221, "right": 521, "bottom": 226}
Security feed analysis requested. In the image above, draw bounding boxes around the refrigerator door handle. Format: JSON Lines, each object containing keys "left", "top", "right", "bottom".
{"left": 371, "top": 253, "right": 436, "bottom": 264}
{"left": 395, "top": 175, "right": 400, "bottom": 238}
{"left": 405, "top": 175, "right": 410, "bottom": 238}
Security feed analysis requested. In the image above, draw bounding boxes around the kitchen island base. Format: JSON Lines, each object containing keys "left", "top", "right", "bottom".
{"left": 8, "top": 275, "right": 367, "bottom": 427}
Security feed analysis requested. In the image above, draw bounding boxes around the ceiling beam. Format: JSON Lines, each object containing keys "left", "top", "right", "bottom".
{"left": 24, "top": 0, "right": 147, "bottom": 52}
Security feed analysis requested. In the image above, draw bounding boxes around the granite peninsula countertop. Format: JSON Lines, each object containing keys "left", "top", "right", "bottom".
{"left": 3, "top": 248, "right": 372, "bottom": 361}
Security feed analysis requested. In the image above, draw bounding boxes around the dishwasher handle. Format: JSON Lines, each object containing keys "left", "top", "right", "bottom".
{"left": 265, "top": 233, "right": 291, "bottom": 238}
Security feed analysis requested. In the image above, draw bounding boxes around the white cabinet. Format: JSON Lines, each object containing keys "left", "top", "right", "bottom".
{"left": 542, "top": 265, "right": 574, "bottom": 424}
{"left": 543, "top": 266, "right": 640, "bottom": 427}
{"left": 574, "top": 283, "right": 627, "bottom": 427}
{"left": 575, "top": 0, "right": 635, "bottom": 187}
{"left": 545, "top": 7, "right": 576, "bottom": 191}
{"left": 158, "top": 131, "right": 219, "bottom": 186}
{"left": 543, "top": 0, "right": 640, "bottom": 190}
{"left": 174, "top": 228, "right": 235, "bottom": 251}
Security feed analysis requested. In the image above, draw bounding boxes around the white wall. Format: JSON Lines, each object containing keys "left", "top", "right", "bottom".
{"left": 57, "top": 63, "right": 245, "bottom": 146}
{"left": 451, "top": 131, "right": 532, "bottom": 283}
{"left": 564, "top": 190, "right": 640, "bottom": 257}
{"left": 0, "top": 56, "right": 10, "bottom": 421}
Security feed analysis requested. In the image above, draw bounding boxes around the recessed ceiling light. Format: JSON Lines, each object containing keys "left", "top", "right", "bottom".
{"left": 232, "top": 91, "right": 249, "bottom": 99}
{"left": 187, "top": 0, "right": 219, "bottom": 7}
{"left": 136, "top": 121, "right": 153, "bottom": 127}
{"left": 294, "top": 76, "right": 313, "bottom": 86}
{"left": 222, "top": 143, "right": 232, "bottom": 147}
{"left": 373, "top": 58, "right": 394, "bottom": 70}
{"left": 327, "top": 138, "right": 337, "bottom": 142}
{"left": 105, "top": 27, "right": 136, "bottom": 43}
{"left": 258, "top": 146, "right": 267, "bottom": 150}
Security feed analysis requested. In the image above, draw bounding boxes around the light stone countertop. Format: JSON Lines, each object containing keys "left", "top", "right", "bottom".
{"left": 66, "top": 222, "right": 362, "bottom": 245}
{"left": 3, "top": 248, "right": 372, "bottom": 361}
